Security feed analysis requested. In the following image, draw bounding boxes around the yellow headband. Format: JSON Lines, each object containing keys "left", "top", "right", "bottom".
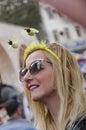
{"left": 24, "top": 41, "right": 61, "bottom": 63}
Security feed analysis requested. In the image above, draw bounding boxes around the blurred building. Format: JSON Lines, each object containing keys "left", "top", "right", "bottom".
{"left": 39, "top": 2, "right": 86, "bottom": 53}
{"left": 0, "top": 22, "right": 38, "bottom": 91}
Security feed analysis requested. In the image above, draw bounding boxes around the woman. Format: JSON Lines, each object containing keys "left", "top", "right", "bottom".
{"left": 19, "top": 41, "right": 86, "bottom": 130}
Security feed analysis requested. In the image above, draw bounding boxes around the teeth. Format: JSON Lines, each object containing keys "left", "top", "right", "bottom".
{"left": 30, "top": 86, "right": 38, "bottom": 90}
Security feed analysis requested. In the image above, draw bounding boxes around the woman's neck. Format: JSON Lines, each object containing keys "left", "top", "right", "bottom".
{"left": 42, "top": 91, "right": 60, "bottom": 124}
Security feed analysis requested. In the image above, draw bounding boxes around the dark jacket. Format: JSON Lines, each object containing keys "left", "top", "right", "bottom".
{"left": 66, "top": 113, "right": 86, "bottom": 130}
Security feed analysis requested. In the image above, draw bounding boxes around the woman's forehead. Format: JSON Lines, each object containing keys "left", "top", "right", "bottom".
{"left": 26, "top": 50, "right": 46, "bottom": 65}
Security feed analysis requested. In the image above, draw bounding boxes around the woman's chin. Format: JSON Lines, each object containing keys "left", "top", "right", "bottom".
{"left": 31, "top": 95, "right": 43, "bottom": 102}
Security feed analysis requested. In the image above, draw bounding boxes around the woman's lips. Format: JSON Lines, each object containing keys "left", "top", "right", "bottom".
{"left": 27, "top": 84, "right": 39, "bottom": 91}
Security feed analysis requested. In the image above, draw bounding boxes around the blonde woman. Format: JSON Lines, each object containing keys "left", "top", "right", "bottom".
{"left": 19, "top": 41, "right": 86, "bottom": 130}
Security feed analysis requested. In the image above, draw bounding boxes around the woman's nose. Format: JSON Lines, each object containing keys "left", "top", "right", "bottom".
{"left": 24, "top": 71, "right": 33, "bottom": 82}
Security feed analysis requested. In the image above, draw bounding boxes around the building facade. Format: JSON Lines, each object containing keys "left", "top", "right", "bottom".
{"left": 39, "top": 2, "right": 86, "bottom": 52}
{"left": 0, "top": 22, "right": 37, "bottom": 91}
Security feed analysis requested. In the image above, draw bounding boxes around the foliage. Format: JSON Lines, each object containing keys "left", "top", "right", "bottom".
{"left": 0, "top": 0, "right": 48, "bottom": 40}
{"left": 0, "top": 0, "right": 41, "bottom": 29}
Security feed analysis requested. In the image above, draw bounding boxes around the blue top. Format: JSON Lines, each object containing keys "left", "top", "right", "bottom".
{"left": 0, "top": 117, "right": 37, "bottom": 130}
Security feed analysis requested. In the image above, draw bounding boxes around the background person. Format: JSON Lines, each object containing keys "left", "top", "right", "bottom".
{"left": 0, "top": 99, "right": 37, "bottom": 130}
{"left": 19, "top": 41, "right": 86, "bottom": 130}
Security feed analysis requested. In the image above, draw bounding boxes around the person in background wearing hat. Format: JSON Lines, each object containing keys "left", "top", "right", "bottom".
{"left": 0, "top": 99, "right": 37, "bottom": 130}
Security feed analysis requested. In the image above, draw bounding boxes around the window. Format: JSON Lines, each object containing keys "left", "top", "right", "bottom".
{"left": 64, "top": 27, "right": 71, "bottom": 39}
{"left": 53, "top": 30, "right": 59, "bottom": 41}
{"left": 75, "top": 26, "right": 82, "bottom": 37}
{"left": 45, "top": 7, "right": 54, "bottom": 19}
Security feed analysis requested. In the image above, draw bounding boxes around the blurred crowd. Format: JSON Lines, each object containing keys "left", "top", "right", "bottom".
{"left": 0, "top": 84, "right": 34, "bottom": 126}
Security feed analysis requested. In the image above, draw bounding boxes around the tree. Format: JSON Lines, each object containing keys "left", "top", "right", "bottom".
{"left": 0, "top": 0, "right": 42, "bottom": 35}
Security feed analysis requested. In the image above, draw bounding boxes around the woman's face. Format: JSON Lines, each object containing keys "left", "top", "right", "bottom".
{"left": 24, "top": 50, "right": 55, "bottom": 102}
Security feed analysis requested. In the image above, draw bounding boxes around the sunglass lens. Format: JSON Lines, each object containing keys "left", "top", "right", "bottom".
{"left": 20, "top": 68, "right": 28, "bottom": 81}
{"left": 30, "top": 61, "right": 42, "bottom": 74}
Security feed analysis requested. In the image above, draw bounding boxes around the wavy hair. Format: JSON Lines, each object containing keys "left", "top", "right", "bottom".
{"left": 24, "top": 42, "right": 86, "bottom": 130}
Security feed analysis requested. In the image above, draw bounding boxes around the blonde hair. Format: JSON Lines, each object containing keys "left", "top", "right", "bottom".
{"left": 23, "top": 42, "right": 86, "bottom": 130}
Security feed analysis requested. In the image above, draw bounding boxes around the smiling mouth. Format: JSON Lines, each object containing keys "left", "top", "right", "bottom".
{"left": 27, "top": 84, "right": 39, "bottom": 91}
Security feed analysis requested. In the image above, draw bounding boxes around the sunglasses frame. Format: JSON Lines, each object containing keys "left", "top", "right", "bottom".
{"left": 19, "top": 59, "right": 52, "bottom": 82}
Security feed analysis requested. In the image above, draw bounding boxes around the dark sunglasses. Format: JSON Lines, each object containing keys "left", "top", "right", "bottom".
{"left": 19, "top": 59, "right": 52, "bottom": 82}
